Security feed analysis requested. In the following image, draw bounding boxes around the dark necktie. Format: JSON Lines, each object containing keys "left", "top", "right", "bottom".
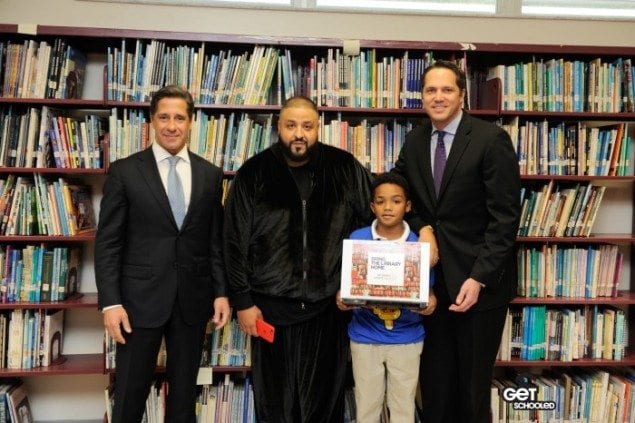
{"left": 433, "top": 130, "right": 446, "bottom": 196}
{"left": 167, "top": 155, "right": 186, "bottom": 228}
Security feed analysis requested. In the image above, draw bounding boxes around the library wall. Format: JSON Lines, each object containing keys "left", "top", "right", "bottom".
{"left": 0, "top": 0, "right": 634, "bottom": 47}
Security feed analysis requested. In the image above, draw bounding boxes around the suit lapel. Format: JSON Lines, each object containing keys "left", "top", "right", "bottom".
{"left": 414, "top": 122, "right": 438, "bottom": 210}
{"left": 184, "top": 154, "right": 205, "bottom": 229}
{"left": 136, "top": 148, "right": 178, "bottom": 228}
{"left": 438, "top": 113, "right": 472, "bottom": 200}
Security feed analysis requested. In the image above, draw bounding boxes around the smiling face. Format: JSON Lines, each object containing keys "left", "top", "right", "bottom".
{"left": 151, "top": 97, "right": 192, "bottom": 155}
{"left": 371, "top": 182, "right": 411, "bottom": 231}
{"left": 422, "top": 67, "right": 465, "bottom": 129}
{"left": 277, "top": 103, "right": 319, "bottom": 166}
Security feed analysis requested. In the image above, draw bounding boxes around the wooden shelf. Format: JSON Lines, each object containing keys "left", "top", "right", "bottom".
{"left": 0, "top": 98, "right": 105, "bottom": 107}
{"left": 102, "top": 101, "right": 499, "bottom": 116}
{"left": 0, "top": 292, "right": 98, "bottom": 310}
{"left": 511, "top": 292, "right": 635, "bottom": 305}
{"left": 496, "top": 352, "right": 635, "bottom": 367}
{"left": 521, "top": 175, "right": 635, "bottom": 182}
{"left": 210, "top": 365, "right": 251, "bottom": 373}
{"left": 106, "top": 365, "right": 251, "bottom": 374}
{"left": 0, "top": 353, "right": 104, "bottom": 376}
{"left": 0, "top": 232, "right": 96, "bottom": 242}
{"left": 499, "top": 110, "right": 635, "bottom": 120}
{"left": 517, "top": 234, "right": 635, "bottom": 244}
{"left": 0, "top": 167, "right": 106, "bottom": 175}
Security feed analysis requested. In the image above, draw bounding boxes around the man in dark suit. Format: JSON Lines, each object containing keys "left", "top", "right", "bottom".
{"left": 95, "top": 85, "right": 230, "bottom": 422}
{"left": 393, "top": 61, "right": 521, "bottom": 423}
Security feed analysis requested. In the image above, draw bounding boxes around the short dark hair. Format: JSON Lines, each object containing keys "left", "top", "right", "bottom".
{"left": 150, "top": 85, "right": 195, "bottom": 119}
{"left": 422, "top": 60, "right": 467, "bottom": 92}
{"left": 280, "top": 95, "right": 319, "bottom": 114}
{"left": 372, "top": 173, "right": 411, "bottom": 200}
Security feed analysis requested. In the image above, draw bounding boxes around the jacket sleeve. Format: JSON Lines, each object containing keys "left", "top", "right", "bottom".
{"left": 94, "top": 162, "right": 128, "bottom": 310}
{"left": 392, "top": 132, "right": 427, "bottom": 232}
{"left": 208, "top": 167, "right": 227, "bottom": 299}
{"left": 353, "top": 161, "right": 374, "bottom": 226}
{"left": 223, "top": 171, "right": 254, "bottom": 310}
{"left": 470, "top": 128, "right": 521, "bottom": 286}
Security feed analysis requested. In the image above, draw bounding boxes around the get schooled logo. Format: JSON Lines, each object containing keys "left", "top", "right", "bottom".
{"left": 502, "top": 386, "right": 556, "bottom": 410}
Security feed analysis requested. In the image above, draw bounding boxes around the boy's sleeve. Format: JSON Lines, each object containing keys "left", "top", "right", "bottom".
{"left": 348, "top": 227, "right": 368, "bottom": 240}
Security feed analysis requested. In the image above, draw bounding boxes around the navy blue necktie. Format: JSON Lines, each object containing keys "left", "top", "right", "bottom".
{"left": 433, "top": 130, "right": 446, "bottom": 196}
{"left": 167, "top": 155, "right": 186, "bottom": 228}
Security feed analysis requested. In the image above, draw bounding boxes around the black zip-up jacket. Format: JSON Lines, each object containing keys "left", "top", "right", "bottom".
{"left": 223, "top": 142, "right": 372, "bottom": 323}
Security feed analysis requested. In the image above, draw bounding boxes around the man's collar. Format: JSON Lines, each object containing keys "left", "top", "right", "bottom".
{"left": 152, "top": 142, "right": 190, "bottom": 164}
{"left": 432, "top": 110, "right": 463, "bottom": 136}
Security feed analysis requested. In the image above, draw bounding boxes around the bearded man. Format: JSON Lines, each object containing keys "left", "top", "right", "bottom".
{"left": 224, "top": 96, "right": 372, "bottom": 423}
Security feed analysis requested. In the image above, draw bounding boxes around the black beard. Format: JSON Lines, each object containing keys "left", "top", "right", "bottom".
{"left": 279, "top": 139, "right": 317, "bottom": 163}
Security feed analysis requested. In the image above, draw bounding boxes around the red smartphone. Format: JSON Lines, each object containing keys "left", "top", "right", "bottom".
{"left": 255, "top": 319, "right": 275, "bottom": 343}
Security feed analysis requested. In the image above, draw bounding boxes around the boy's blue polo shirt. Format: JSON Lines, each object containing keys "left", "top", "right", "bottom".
{"left": 347, "top": 222, "right": 435, "bottom": 345}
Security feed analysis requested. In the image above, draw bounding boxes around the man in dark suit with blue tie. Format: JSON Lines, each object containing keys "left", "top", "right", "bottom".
{"left": 393, "top": 61, "right": 521, "bottom": 423}
{"left": 95, "top": 85, "right": 230, "bottom": 422}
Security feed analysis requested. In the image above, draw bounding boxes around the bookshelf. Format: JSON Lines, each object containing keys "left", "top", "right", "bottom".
{"left": 0, "top": 22, "right": 633, "bottom": 421}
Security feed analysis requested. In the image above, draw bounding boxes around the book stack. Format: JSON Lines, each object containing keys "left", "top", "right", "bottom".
{"left": 0, "top": 39, "right": 86, "bottom": 100}
{"left": 518, "top": 182, "right": 606, "bottom": 238}
{"left": 517, "top": 244, "right": 622, "bottom": 298}
{"left": 497, "top": 305, "right": 628, "bottom": 362}
{"left": 0, "top": 175, "right": 96, "bottom": 236}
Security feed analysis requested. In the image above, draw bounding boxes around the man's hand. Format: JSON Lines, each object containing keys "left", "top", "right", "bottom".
{"left": 418, "top": 291, "right": 437, "bottom": 316}
{"left": 449, "top": 278, "right": 482, "bottom": 313}
{"left": 103, "top": 305, "right": 131, "bottom": 344}
{"left": 419, "top": 226, "right": 439, "bottom": 267}
{"left": 212, "top": 297, "right": 231, "bottom": 329}
{"left": 236, "top": 306, "right": 263, "bottom": 337}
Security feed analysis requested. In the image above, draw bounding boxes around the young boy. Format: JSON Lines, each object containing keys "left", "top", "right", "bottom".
{"left": 336, "top": 173, "right": 437, "bottom": 423}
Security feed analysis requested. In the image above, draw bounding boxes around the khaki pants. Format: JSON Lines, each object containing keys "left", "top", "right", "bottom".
{"left": 351, "top": 340, "right": 423, "bottom": 423}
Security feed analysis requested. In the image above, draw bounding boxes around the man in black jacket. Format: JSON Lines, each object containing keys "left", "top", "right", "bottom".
{"left": 224, "top": 96, "right": 372, "bottom": 423}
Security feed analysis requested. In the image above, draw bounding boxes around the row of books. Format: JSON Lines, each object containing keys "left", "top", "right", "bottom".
{"left": 200, "top": 318, "right": 251, "bottom": 368}
{"left": 498, "top": 305, "right": 627, "bottom": 362}
{"left": 0, "top": 245, "right": 81, "bottom": 303}
{"left": 1, "top": 309, "right": 64, "bottom": 370}
{"left": 517, "top": 244, "right": 622, "bottom": 298}
{"left": 491, "top": 369, "right": 635, "bottom": 423}
{"left": 104, "top": 375, "right": 256, "bottom": 423}
{"left": 108, "top": 108, "right": 420, "bottom": 173}
{"left": 107, "top": 40, "right": 280, "bottom": 105}
{"left": 190, "top": 112, "right": 274, "bottom": 173}
{"left": 502, "top": 118, "right": 632, "bottom": 176}
{"left": 105, "top": 40, "right": 439, "bottom": 109}
{"left": 321, "top": 116, "right": 414, "bottom": 173}
{"left": 0, "top": 380, "right": 33, "bottom": 423}
{"left": 0, "top": 106, "right": 105, "bottom": 169}
{"left": 6, "top": 38, "right": 635, "bottom": 115}
{"left": 0, "top": 175, "right": 96, "bottom": 236}
{"left": 486, "top": 57, "right": 635, "bottom": 113}
{"left": 196, "top": 374, "right": 255, "bottom": 423}
{"left": 0, "top": 39, "right": 86, "bottom": 99}
{"left": 518, "top": 181, "right": 606, "bottom": 238}
{"left": 294, "top": 49, "right": 437, "bottom": 109}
